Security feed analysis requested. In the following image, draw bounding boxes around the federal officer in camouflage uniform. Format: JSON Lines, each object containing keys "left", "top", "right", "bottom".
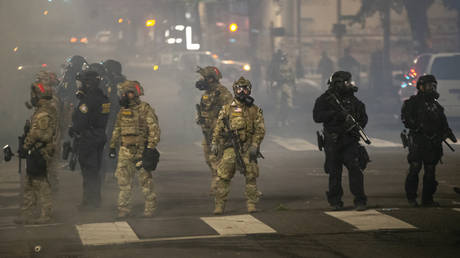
{"left": 109, "top": 80, "right": 161, "bottom": 218}
{"left": 195, "top": 66, "right": 233, "bottom": 194}
{"left": 211, "top": 77, "right": 265, "bottom": 214}
{"left": 15, "top": 78, "right": 57, "bottom": 224}
{"left": 274, "top": 55, "right": 295, "bottom": 127}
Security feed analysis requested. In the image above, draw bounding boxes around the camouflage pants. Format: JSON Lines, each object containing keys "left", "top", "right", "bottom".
{"left": 115, "top": 146, "right": 156, "bottom": 215}
{"left": 215, "top": 147, "right": 260, "bottom": 206}
{"left": 202, "top": 138, "right": 219, "bottom": 192}
{"left": 22, "top": 176, "right": 52, "bottom": 219}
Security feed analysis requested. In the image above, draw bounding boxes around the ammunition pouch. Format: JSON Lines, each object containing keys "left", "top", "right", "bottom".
{"left": 26, "top": 148, "right": 47, "bottom": 178}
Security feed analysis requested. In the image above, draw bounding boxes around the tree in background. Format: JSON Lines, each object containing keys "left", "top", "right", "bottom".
{"left": 442, "top": 0, "right": 460, "bottom": 51}
{"left": 402, "top": 0, "right": 435, "bottom": 53}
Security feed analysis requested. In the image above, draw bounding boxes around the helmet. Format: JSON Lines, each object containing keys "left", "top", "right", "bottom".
{"left": 68, "top": 55, "right": 87, "bottom": 70}
{"left": 103, "top": 59, "right": 122, "bottom": 75}
{"left": 196, "top": 66, "right": 222, "bottom": 82}
{"left": 76, "top": 70, "right": 101, "bottom": 87}
{"left": 31, "top": 82, "right": 53, "bottom": 100}
{"left": 118, "top": 80, "right": 142, "bottom": 97}
{"left": 232, "top": 76, "right": 252, "bottom": 95}
{"left": 328, "top": 71, "right": 352, "bottom": 86}
{"left": 35, "top": 71, "right": 59, "bottom": 87}
{"left": 416, "top": 74, "right": 437, "bottom": 90}
{"left": 88, "top": 63, "right": 107, "bottom": 77}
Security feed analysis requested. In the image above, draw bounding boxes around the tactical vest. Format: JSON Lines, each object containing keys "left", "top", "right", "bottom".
{"left": 119, "top": 102, "right": 149, "bottom": 147}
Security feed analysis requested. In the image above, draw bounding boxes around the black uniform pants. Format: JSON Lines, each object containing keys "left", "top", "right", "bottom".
{"left": 405, "top": 136, "right": 441, "bottom": 203}
{"left": 324, "top": 139, "right": 367, "bottom": 206}
{"left": 78, "top": 141, "right": 105, "bottom": 206}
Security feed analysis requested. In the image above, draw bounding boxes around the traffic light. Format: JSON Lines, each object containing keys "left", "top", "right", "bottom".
{"left": 228, "top": 23, "right": 238, "bottom": 32}
{"left": 145, "top": 19, "right": 156, "bottom": 27}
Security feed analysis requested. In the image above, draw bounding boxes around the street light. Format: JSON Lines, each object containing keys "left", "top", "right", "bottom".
{"left": 229, "top": 23, "right": 238, "bottom": 32}
{"left": 145, "top": 19, "right": 156, "bottom": 27}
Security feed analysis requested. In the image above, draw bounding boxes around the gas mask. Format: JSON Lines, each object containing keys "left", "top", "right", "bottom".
{"left": 119, "top": 93, "right": 130, "bottom": 108}
{"left": 422, "top": 82, "right": 439, "bottom": 100}
{"left": 235, "top": 86, "right": 254, "bottom": 106}
{"left": 195, "top": 79, "right": 210, "bottom": 91}
{"left": 333, "top": 80, "right": 357, "bottom": 95}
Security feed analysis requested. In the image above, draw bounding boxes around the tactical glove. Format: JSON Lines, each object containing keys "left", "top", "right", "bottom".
{"left": 109, "top": 148, "right": 116, "bottom": 158}
{"left": 142, "top": 148, "right": 160, "bottom": 171}
{"left": 249, "top": 145, "right": 258, "bottom": 162}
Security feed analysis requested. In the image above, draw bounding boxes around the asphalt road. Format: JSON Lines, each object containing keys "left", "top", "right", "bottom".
{"left": 1, "top": 72, "right": 459, "bottom": 257}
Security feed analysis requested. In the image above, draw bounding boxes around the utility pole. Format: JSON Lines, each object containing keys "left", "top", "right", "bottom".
{"left": 336, "top": 0, "right": 342, "bottom": 59}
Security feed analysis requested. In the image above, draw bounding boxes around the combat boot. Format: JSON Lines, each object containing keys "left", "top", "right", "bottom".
{"left": 213, "top": 202, "right": 225, "bottom": 215}
{"left": 34, "top": 216, "right": 52, "bottom": 224}
{"left": 247, "top": 203, "right": 258, "bottom": 213}
{"left": 116, "top": 210, "right": 131, "bottom": 219}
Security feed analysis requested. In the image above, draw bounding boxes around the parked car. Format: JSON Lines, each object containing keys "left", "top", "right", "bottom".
{"left": 398, "top": 53, "right": 460, "bottom": 117}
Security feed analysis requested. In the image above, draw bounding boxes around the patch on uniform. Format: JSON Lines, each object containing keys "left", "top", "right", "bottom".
{"left": 79, "top": 104, "right": 88, "bottom": 114}
{"left": 38, "top": 116, "right": 49, "bottom": 130}
{"left": 234, "top": 107, "right": 242, "bottom": 113}
{"left": 231, "top": 112, "right": 242, "bottom": 117}
{"left": 101, "top": 103, "right": 111, "bottom": 114}
{"left": 122, "top": 110, "right": 132, "bottom": 116}
{"left": 202, "top": 95, "right": 209, "bottom": 100}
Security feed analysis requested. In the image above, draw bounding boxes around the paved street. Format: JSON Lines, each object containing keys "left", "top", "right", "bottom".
{"left": 1, "top": 129, "right": 459, "bottom": 257}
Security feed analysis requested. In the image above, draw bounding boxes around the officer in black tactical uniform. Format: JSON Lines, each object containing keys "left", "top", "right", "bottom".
{"left": 401, "top": 74, "right": 457, "bottom": 207}
{"left": 102, "top": 59, "right": 126, "bottom": 176}
{"left": 313, "top": 71, "right": 368, "bottom": 211}
{"left": 69, "top": 70, "right": 111, "bottom": 209}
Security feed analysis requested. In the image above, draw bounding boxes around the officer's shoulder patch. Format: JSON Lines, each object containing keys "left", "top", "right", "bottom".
{"left": 101, "top": 103, "right": 111, "bottom": 114}
{"left": 202, "top": 95, "right": 209, "bottom": 100}
{"left": 79, "top": 104, "right": 88, "bottom": 114}
{"left": 38, "top": 115, "right": 50, "bottom": 130}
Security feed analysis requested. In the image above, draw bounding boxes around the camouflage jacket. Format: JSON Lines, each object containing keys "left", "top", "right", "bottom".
{"left": 24, "top": 99, "right": 58, "bottom": 160}
{"left": 212, "top": 99, "right": 265, "bottom": 151}
{"left": 197, "top": 83, "right": 232, "bottom": 132}
{"left": 110, "top": 101, "right": 160, "bottom": 150}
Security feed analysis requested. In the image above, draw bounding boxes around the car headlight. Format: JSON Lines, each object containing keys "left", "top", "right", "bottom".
{"left": 243, "top": 64, "right": 251, "bottom": 71}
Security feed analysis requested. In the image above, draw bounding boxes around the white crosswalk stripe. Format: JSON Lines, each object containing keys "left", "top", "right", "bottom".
{"left": 76, "top": 222, "right": 140, "bottom": 246}
{"left": 367, "top": 137, "right": 402, "bottom": 148}
{"left": 269, "top": 135, "right": 402, "bottom": 151}
{"left": 201, "top": 214, "right": 276, "bottom": 235}
{"left": 269, "top": 135, "right": 317, "bottom": 151}
{"left": 325, "top": 209, "right": 417, "bottom": 231}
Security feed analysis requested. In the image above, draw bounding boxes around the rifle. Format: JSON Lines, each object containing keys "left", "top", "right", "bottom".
{"left": 62, "top": 133, "right": 80, "bottom": 171}
{"left": 329, "top": 93, "right": 371, "bottom": 145}
{"left": 17, "top": 120, "right": 31, "bottom": 174}
{"left": 222, "top": 116, "right": 246, "bottom": 174}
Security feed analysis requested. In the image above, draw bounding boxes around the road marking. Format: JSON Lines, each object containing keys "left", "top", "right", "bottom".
{"left": 0, "top": 216, "right": 15, "bottom": 227}
{"left": 367, "top": 138, "right": 401, "bottom": 148}
{"left": 0, "top": 205, "right": 19, "bottom": 210}
{"left": 269, "top": 135, "right": 317, "bottom": 151}
{"left": 76, "top": 221, "right": 139, "bottom": 246}
{"left": 201, "top": 214, "right": 276, "bottom": 235}
{"left": 453, "top": 208, "right": 460, "bottom": 213}
{"left": 0, "top": 183, "right": 19, "bottom": 190}
{"left": 0, "top": 193, "right": 19, "bottom": 197}
{"left": 325, "top": 209, "right": 417, "bottom": 231}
